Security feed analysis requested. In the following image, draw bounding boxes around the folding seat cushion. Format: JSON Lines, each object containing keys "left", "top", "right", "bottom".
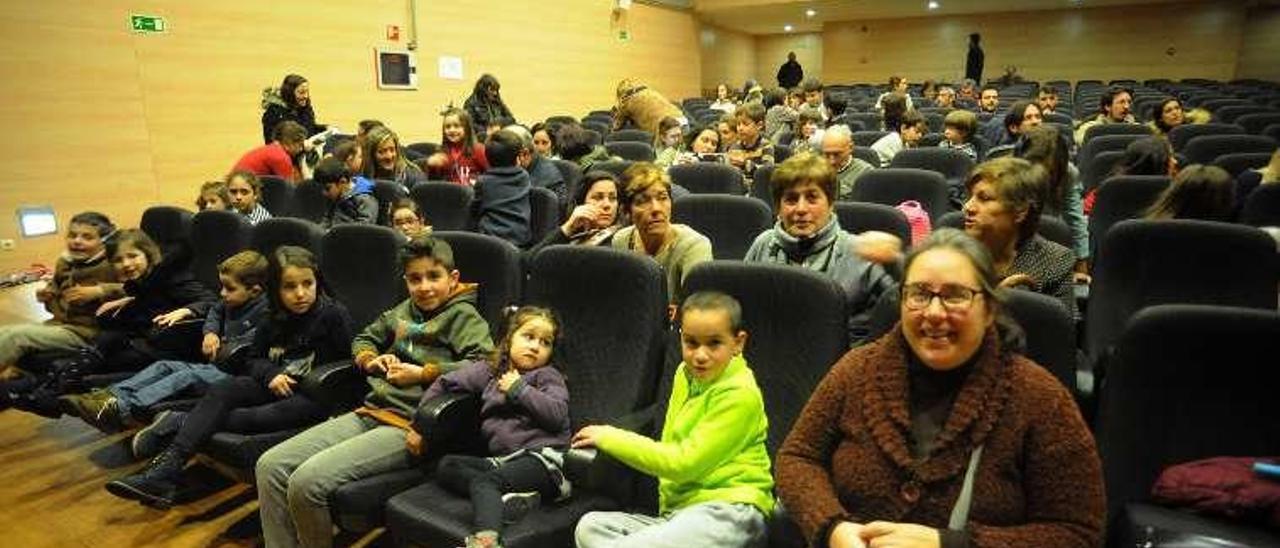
{"left": 1167, "top": 123, "right": 1244, "bottom": 152}
{"left": 1182, "top": 135, "right": 1278, "bottom": 165}
{"left": 669, "top": 162, "right": 744, "bottom": 195}
{"left": 1095, "top": 305, "right": 1280, "bottom": 547}
{"left": 848, "top": 168, "right": 950, "bottom": 222}
{"left": 190, "top": 210, "right": 253, "bottom": 291}
{"left": 834, "top": 201, "right": 911, "bottom": 246}
{"left": 384, "top": 246, "right": 669, "bottom": 547}
{"left": 409, "top": 182, "right": 474, "bottom": 231}
{"left": 603, "top": 141, "right": 655, "bottom": 162}
{"left": 672, "top": 195, "right": 772, "bottom": 260}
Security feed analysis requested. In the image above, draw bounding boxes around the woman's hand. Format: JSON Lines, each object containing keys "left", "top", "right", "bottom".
{"left": 859, "top": 521, "right": 941, "bottom": 548}
{"left": 405, "top": 429, "right": 425, "bottom": 456}
{"left": 571, "top": 425, "right": 616, "bottom": 449}
{"left": 363, "top": 353, "right": 400, "bottom": 375}
{"left": 268, "top": 374, "right": 297, "bottom": 397}
{"left": 202, "top": 333, "right": 221, "bottom": 360}
{"left": 386, "top": 361, "right": 425, "bottom": 387}
{"left": 153, "top": 307, "right": 194, "bottom": 327}
{"left": 852, "top": 231, "right": 904, "bottom": 264}
{"left": 998, "top": 273, "right": 1036, "bottom": 290}
{"left": 496, "top": 370, "right": 521, "bottom": 393}
{"left": 560, "top": 204, "right": 601, "bottom": 237}
{"left": 95, "top": 297, "right": 134, "bottom": 317}
{"left": 830, "top": 522, "right": 868, "bottom": 548}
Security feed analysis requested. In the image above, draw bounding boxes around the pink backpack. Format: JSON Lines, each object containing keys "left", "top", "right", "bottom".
{"left": 896, "top": 200, "right": 932, "bottom": 245}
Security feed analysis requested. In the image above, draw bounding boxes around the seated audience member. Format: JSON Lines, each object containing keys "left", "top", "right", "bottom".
{"left": 558, "top": 124, "right": 618, "bottom": 173}
{"left": 792, "top": 110, "right": 824, "bottom": 155}
{"left": 530, "top": 122, "right": 558, "bottom": 159}
{"left": 61, "top": 251, "right": 269, "bottom": 432}
{"left": 710, "top": 83, "right": 737, "bottom": 114}
{"left": 388, "top": 198, "right": 432, "bottom": 240}
{"left": 235, "top": 120, "right": 306, "bottom": 182}
{"left": 531, "top": 171, "right": 622, "bottom": 252}
{"left": 255, "top": 235, "right": 494, "bottom": 548}
{"left": 880, "top": 93, "right": 909, "bottom": 132}
{"left": 506, "top": 124, "right": 565, "bottom": 200}
{"left": 329, "top": 140, "right": 375, "bottom": 194}
{"left": 985, "top": 100, "right": 1043, "bottom": 157}
{"left": 820, "top": 125, "right": 876, "bottom": 200}
{"left": 573, "top": 291, "right": 774, "bottom": 548}
{"left": 464, "top": 73, "right": 514, "bottom": 137}
{"left": 875, "top": 76, "right": 915, "bottom": 114}
{"left": 0, "top": 212, "right": 118, "bottom": 390}
{"left": 653, "top": 116, "right": 685, "bottom": 169}
{"left": 716, "top": 114, "right": 739, "bottom": 152}
{"left": 484, "top": 116, "right": 515, "bottom": 141}
{"left": 610, "top": 163, "right": 712, "bottom": 305}
{"left": 427, "top": 108, "right": 490, "bottom": 186}
{"left": 799, "top": 77, "right": 829, "bottom": 123}
{"left": 1074, "top": 85, "right": 1142, "bottom": 145}
{"left": 671, "top": 125, "right": 724, "bottom": 166}
{"left": 935, "top": 85, "right": 957, "bottom": 110}
{"left": 315, "top": 157, "right": 377, "bottom": 228}
{"left": 775, "top": 228, "right": 1103, "bottom": 548}
{"left": 870, "top": 110, "right": 927, "bottom": 167}
{"left": 921, "top": 79, "right": 938, "bottom": 104}
{"left": 728, "top": 103, "right": 775, "bottom": 178}
{"left": 742, "top": 83, "right": 764, "bottom": 105}
{"left": 1016, "top": 126, "right": 1089, "bottom": 274}
{"left": 786, "top": 86, "right": 805, "bottom": 111}
{"left": 978, "top": 85, "right": 1000, "bottom": 114}
{"left": 1036, "top": 84, "right": 1060, "bottom": 115}
{"left": 956, "top": 78, "right": 979, "bottom": 108}
{"left": 963, "top": 157, "right": 1077, "bottom": 316}
{"left": 195, "top": 181, "right": 230, "bottom": 212}
{"left": 1147, "top": 97, "right": 1185, "bottom": 137}
{"left": 260, "top": 74, "right": 326, "bottom": 144}
{"left": 225, "top": 170, "right": 273, "bottom": 225}
{"left": 105, "top": 246, "right": 352, "bottom": 509}
{"left": 763, "top": 88, "right": 798, "bottom": 143}
{"left": 613, "top": 78, "right": 685, "bottom": 135}
{"left": 1145, "top": 164, "right": 1236, "bottom": 222}
{"left": 745, "top": 153, "right": 896, "bottom": 345}
{"left": 825, "top": 93, "right": 849, "bottom": 121}
{"left": 364, "top": 125, "right": 429, "bottom": 188}
{"left": 1234, "top": 149, "right": 1280, "bottom": 212}
{"left": 355, "top": 119, "right": 384, "bottom": 148}
{"left": 1084, "top": 135, "right": 1177, "bottom": 214}
{"left": 471, "top": 130, "right": 532, "bottom": 247}
{"left": 940, "top": 109, "right": 979, "bottom": 162}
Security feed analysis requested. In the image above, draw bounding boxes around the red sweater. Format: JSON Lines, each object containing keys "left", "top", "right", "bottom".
{"left": 429, "top": 142, "right": 488, "bottom": 185}
{"left": 234, "top": 142, "right": 295, "bottom": 180}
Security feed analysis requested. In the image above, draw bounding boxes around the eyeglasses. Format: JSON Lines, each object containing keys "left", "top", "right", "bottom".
{"left": 902, "top": 283, "right": 983, "bottom": 312}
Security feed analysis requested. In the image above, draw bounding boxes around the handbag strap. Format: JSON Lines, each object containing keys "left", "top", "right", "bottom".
{"left": 948, "top": 445, "right": 984, "bottom": 530}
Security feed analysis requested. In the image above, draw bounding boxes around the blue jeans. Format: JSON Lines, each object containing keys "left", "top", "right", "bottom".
{"left": 108, "top": 360, "right": 229, "bottom": 420}
{"left": 575, "top": 502, "right": 767, "bottom": 548}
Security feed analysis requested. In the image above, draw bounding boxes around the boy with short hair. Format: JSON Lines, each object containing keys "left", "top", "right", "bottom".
{"left": 940, "top": 109, "right": 979, "bottom": 161}
{"left": 799, "top": 77, "right": 828, "bottom": 122}
{"left": 314, "top": 156, "right": 378, "bottom": 228}
{"left": 870, "top": 110, "right": 927, "bottom": 167}
{"left": 728, "top": 103, "right": 775, "bottom": 180}
{"left": 60, "top": 250, "right": 271, "bottom": 433}
{"left": 573, "top": 291, "right": 773, "bottom": 548}
{"left": 471, "top": 129, "right": 533, "bottom": 246}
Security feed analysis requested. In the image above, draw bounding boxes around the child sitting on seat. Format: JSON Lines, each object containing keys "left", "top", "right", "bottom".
{"left": 940, "top": 109, "right": 979, "bottom": 162}
{"left": 225, "top": 170, "right": 273, "bottom": 225}
{"left": 573, "top": 291, "right": 774, "bottom": 548}
{"left": 195, "top": 181, "right": 230, "bottom": 211}
{"left": 315, "top": 156, "right": 378, "bottom": 228}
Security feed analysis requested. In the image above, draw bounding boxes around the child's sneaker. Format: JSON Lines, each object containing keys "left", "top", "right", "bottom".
{"left": 464, "top": 530, "right": 501, "bottom": 548}
{"left": 60, "top": 389, "right": 127, "bottom": 432}
{"left": 501, "top": 491, "right": 541, "bottom": 524}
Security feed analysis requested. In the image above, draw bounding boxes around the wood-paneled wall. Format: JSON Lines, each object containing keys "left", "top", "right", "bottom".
{"left": 756, "top": 33, "right": 823, "bottom": 88}
{"left": 1237, "top": 7, "right": 1280, "bottom": 82}
{"left": 0, "top": 1, "right": 701, "bottom": 272}
{"left": 699, "top": 23, "right": 757, "bottom": 96}
{"left": 822, "top": 1, "right": 1245, "bottom": 85}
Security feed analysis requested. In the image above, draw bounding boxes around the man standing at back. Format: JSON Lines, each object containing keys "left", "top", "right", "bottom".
{"left": 966, "top": 33, "right": 984, "bottom": 84}
{"left": 777, "top": 51, "right": 804, "bottom": 90}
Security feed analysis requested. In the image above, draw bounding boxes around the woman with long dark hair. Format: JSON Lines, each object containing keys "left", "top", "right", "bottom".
{"left": 260, "top": 74, "right": 326, "bottom": 144}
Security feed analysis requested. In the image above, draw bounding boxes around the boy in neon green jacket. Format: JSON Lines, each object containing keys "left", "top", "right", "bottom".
{"left": 572, "top": 291, "right": 773, "bottom": 547}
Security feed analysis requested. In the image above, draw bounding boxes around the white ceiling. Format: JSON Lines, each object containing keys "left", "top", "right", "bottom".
{"left": 694, "top": 0, "right": 1205, "bottom": 34}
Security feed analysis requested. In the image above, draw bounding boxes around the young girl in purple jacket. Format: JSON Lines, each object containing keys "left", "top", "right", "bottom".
{"left": 408, "top": 306, "right": 570, "bottom": 548}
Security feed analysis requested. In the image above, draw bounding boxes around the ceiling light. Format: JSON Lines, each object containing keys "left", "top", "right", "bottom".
{"left": 928, "top": 0, "right": 940, "bottom": 9}
{"left": 784, "top": 24, "right": 793, "bottom": 32}
{"left": 806, "top": 9, "right": 816, "bottom": 17}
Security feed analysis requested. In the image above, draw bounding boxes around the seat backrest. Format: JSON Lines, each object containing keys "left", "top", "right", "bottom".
{"left": 1264, "top": 123, "right": 1280, "bottom": 144}
{"left": 774, "top": 144, "right": 793, "bottom": 163}
{"left": 683, "top": 261, "right": 848, "bottom": 455}
{"left": 1082, "top": 123, "right": 1153, "bottom": 144}
{"left": 1087, "top": 175, "right": 1170, "bottom": 263}
{"left": 603, "top": 141, "right": 656, "bottom": 162}
{"left": 321, "top": 225, "right": 407, "bottom": 330}
{"left": 1234, "top": 112, "right": 1280, "bottom": 135}
{"left": 1085, "top": 219, "right": 1279, "bottom": 361}
{"left": 1002, "top": 289, "right": 1077, "bottom": 392}
{"left": 888, "top": 147, "right": 976, "bottom": 181}
{"left": 750, "top": 164, "right": 776, "bottom": 211}
{"left": 1044, "top": 112, "right": 1073, "bottom": 126}
{"left": 551, "top": 159, "right": 584, "bottom": 210}
{"left": 289, "top": 179, "right": 330, "bottom": 223}
{"left": 409, "top": 182, "right": 474, "bottom": 231}
{"left": 371, "top": 180, "right": 409, "bottom": 226}
{"left": 853, "top": 130, "right": 890, "bottom": 147}
{"left": 140, "top": 206, "right": 195, "bottom": 270}
{"left": 669, "top": 162, "right": 744, "bottom": 195}
{"left": 834, "top": 201, "right": 912, "bottom": 245}
{"left": 1211, "top": 152, "right": 1274, "bottom": 177}
{"left": 1079, "top": 134, "right": 1145, "bottom": 172}
{"left": 1167, "top": 123, "right": 1245, "bottom": 151}
{"left": 1036, "top": 214, "right": 1074, "bottom": 249}
{"left": 1081, "top": 150, "right": 1128, "bottom": 193}
{"left": 546, "top": 115, "right": 578, "bottom": 126}
{"left": 605, "top": 129, "right": 654, "bottom": 144}
{"left": 525, "top": 246, "right": 668, "bottom": 427}
{"left": 433, "top": 231, "right": 523, "bottom": 337}
{"left": 672, "top": 195, "right": 772, "bottom": 260}
{"left": 1182, "top": 134, "right": 1278, "bottom": 165}
{"left": 849, "top": 168, "right": 951, "bottom": 222}
{"left": 853, "top": 146, "right": 881, "bottom": 167}
{"left": 1096, "top": 304, "right": 1280, "bottom": 519}
{"left": 191, "top": 210, "right": 253, "bottom": 291}
{"left": 258, "top": 175, "right": 293, "bottom": 217}
{"left": 251, "top": 217, "right": 325, "bottom": 259}
{"left": 405, "top": 142, "right": 439, "bottom": 158}
{"left": 1241, "top": 183, "right": 1280, "bottom": 227}
{"left": 582, "top": 121, "right": 610, "bottom": 139}
{"left": 591, "top": 160, "right": 634, "bottom": 180}
{"left": 1216, "top": 105, "right": 1271, "bottom": 123}
{"left": 527, "top": 186, "right": 561, "bottom": 248}
{"left": 845, "top": 112, "right": 881, "bottom": 132}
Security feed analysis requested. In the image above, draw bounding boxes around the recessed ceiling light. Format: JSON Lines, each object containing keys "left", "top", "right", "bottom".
{"left": 784, "top": 24, "right": 794, "bottom": 32}
{"left": 806, "top": 9, "right": 816, "bottom": 17}
{"left": 928, "top": 0, "right": 940, "bottom": 9}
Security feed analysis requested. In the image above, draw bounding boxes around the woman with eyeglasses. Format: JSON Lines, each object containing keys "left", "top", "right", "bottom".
{"left": 961, "top": 157, "right": 1077, "bottom": 318}
{"left": 776, "top": 228, "right": 1103, "bottom": 548}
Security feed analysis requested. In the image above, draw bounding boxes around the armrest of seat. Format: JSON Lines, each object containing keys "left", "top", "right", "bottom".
{"left": 412, "top": 392, "right": 483, "bottom": 454}
{"left": 562, "top": 405, "right": 662, "bottom": 503}
{"left": 299, "top": 360, "right": 366, "bottom": 412}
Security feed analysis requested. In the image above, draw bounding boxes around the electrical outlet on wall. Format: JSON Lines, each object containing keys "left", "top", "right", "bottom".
{"left": 0, "top": 239, "right": 15, "bottom": 251}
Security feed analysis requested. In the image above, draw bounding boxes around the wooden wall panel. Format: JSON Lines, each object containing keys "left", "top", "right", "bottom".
{"left": 822, "top": 1, "right": 1245, "bottom": 85}
{"left": 756, "top": 33, "right": 823, "bottom": 87}
{"left": 699, "top": 24, "right": 757, "bottom": 95}
{"left": 1237, "top": 7, "right": 1280, "bottom": 82}
{"left": 0, "top": 1, "right": 701, "bottom": 272}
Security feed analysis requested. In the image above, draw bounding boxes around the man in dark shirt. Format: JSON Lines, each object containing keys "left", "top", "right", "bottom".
{"left": 777, "top": 52, "right": 804, "bottom": 89}
{"left": 966, "top": 33, "right": 984, "bottom": 83}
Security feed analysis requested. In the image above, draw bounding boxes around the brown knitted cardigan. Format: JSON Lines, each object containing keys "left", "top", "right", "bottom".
{"left": 775, "top": 325, "right": 1104, "bottom": 547}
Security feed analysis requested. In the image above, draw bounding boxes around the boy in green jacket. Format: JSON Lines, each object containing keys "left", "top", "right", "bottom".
{"left": 572, "top": 291, "right": 773, "bottom": 547}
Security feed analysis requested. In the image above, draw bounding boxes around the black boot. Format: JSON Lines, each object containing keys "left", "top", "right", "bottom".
{"left": 105, "top": 445, "right": 189, "bottom": 509}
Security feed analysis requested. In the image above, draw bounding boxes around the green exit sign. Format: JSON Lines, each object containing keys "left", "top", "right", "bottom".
{"left": 130, "top": 14, "right": 167, "bottom": 33}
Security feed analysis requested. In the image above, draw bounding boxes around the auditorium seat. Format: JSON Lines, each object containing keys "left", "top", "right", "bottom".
{"left": 672, "top": 194, "right": 772, "bottom": 260}
{"left": 409, "top": 182, "right": 474, "bottom": 232}
{"left": 834, "top": 201, "right": 912, "bottom": 246}
{"left": 849, "top": 168, "right": 950, "bottom": 222}
{"left": 190, "top": 210, "right": 253, "bottom": 291}
{"left": 669, "top": 162, "right": 744, "bottom": 195}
